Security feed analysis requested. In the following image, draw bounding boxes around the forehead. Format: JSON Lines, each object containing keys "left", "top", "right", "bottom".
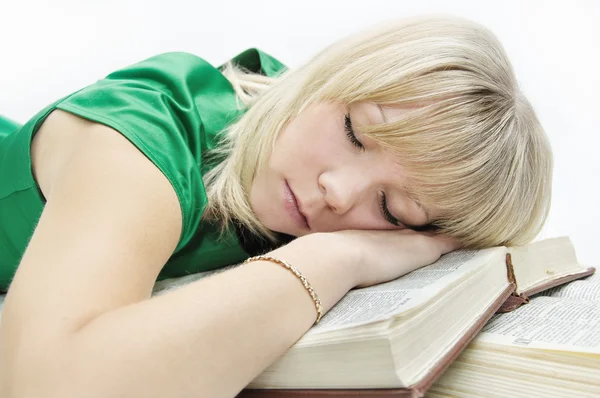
{"left": 380, "top": 104, "right": 421, "bottom": 122}
{"left": 356, "top": 102, "right": 420, "bottom": 124}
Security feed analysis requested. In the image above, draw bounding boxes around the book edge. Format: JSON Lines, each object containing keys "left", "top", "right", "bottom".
{"left": 237, "top": 284, "right": 515, "bottom": 398}
{"left": 521, "top": 266, "right": 595, "bottom": 297}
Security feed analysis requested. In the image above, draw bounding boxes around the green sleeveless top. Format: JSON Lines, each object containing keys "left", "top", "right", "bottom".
{"left": 0, "top": 48, "right": 287, "bottom": 292}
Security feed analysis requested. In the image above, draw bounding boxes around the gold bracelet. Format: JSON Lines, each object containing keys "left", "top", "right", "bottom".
{"left": 243, "top": 255, "right": 323, "bottom": 324}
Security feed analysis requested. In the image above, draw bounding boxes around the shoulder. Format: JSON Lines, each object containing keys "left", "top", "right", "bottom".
{"left": 106, "top": 48, "right": 288, "bottom": 82}
{"left": 29, "top": 48, "right": 286, "bottom": 252}
{"left": 98, "top": 51, "right": 224, "bottom": 95}
{"left": 115, "top": 48, "right": 289, "bottom": 80}
{"left": 38, "top": 51, "right": 237, "bottom": 252}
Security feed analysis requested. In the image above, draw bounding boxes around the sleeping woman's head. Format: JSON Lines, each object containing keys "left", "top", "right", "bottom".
{"left": 204, "top": 15, "right": 553, "bottom": 249}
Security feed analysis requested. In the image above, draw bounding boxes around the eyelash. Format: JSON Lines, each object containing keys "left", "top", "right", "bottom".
{"left": 344, "top": 113, "right": 364, "bottom": 151}
{"left": 344, "top": 113, "right": 400, "bottom": 226}
{"left": 379, "top": 192, "right": 401, "bottom": 226}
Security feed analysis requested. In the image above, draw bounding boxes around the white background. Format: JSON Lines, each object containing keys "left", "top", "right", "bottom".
{"left": 1, "top": 0, "right": 598, "bottom": 266}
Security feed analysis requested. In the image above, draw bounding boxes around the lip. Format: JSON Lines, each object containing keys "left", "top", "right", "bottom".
{"left": 283, "top": 180, "right": 310, "bottom": 230}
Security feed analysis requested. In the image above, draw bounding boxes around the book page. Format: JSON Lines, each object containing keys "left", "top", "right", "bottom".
{"left": 510, "top": 237, "right": 584, "bottom": 294}
{"left": 476, "top": 274, "right": 600, "bottom": 353}
{"left": 538, "top": 272, "right": 600, "bottom": 301}
{"left": 306, "top": 249, "right": 500, "bottom": 335}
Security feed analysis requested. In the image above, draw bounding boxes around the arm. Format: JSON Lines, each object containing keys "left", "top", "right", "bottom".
{"left": 0, "top": 113, "right": 360, "bottom": 398}
{"left": 0, "top": 111, "right": 456, "bottom": 398}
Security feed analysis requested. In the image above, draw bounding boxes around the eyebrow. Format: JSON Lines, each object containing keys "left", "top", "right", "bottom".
{"left": 376, "top": 104, "right": 388, "bottom": 123}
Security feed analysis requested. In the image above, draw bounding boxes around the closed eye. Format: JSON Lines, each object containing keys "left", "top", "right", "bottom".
{"left": 344, "top": 109, "right": 435, "bottom": 231}
{"left": 381, "top": 193, "right": 438, "bottom": 231}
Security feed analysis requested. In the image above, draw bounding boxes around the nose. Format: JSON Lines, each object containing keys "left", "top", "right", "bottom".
{"left": 318, "top": 171, "right": 366, "bottom": 215}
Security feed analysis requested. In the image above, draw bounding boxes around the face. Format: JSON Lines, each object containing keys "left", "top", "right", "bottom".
{"left": 249, "top": 101, "right": 433, "bottom": 237}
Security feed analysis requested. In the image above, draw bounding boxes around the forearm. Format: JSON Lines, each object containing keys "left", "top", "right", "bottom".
{"left": 23, "top": 233, "right": 359, "bottom": 398}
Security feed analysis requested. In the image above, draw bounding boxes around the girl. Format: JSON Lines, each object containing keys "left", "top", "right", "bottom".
{"left": 0, "top": 16, "right": 551, "bottom": 397}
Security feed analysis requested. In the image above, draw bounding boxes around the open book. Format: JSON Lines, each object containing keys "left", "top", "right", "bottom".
{"left": 429, "top": 271, "right": 600, "bottom": 397}
{"left": 231, "top": 237, "right": 593, "bottom": 397}
{"left": 1, "top": 237, "right": 590, "bottom": 397}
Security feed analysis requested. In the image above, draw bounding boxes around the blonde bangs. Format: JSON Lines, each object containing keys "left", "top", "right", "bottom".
{"left": 359, "top": 97, "right": 551, "bottom": 248}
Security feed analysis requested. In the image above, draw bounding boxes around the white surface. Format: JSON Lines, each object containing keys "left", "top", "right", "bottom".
{"left": 1, "top": 0, "right": 598, "bottom": 266}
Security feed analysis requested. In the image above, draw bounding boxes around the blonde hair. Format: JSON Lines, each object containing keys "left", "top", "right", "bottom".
{"left": 204, "top": 15, "right": 553, "bottom": 249}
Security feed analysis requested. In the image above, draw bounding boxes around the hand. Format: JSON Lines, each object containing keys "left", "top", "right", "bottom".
{"left": 328, "top": 229, "right": 462, "bottom": 288}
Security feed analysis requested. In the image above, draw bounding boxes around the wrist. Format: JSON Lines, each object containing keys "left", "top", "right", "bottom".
{"left": 279, "top": 232, "right": 364, "bottom": 289}
{"left": 320, "top": 231, "right": 366, "bottom": 286}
